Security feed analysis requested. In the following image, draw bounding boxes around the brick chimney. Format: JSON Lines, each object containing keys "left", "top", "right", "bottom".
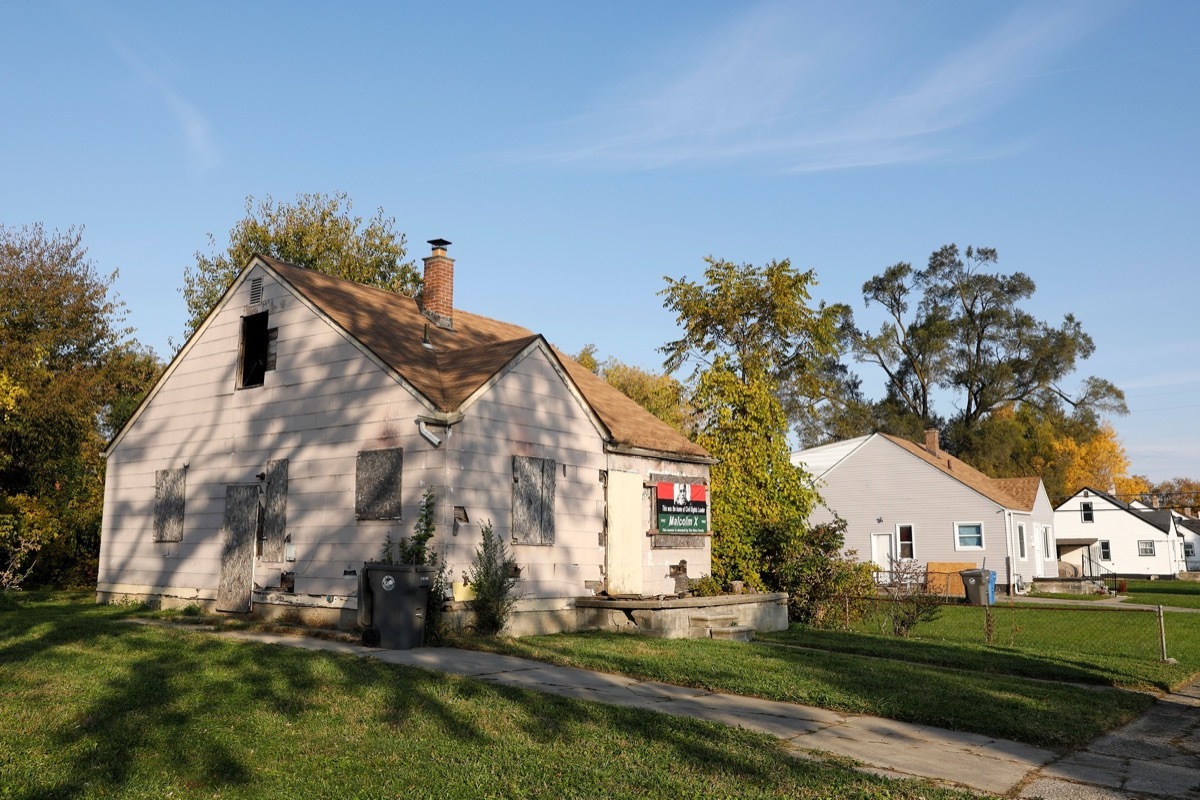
{"left": 924, "top": 428, "right": 940, "bottom": 457}
{"left": 421, "top": 238, "right": 454, "bottom": 330}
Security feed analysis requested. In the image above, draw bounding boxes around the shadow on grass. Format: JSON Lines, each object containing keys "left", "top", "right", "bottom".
{"left": 469, "top": 629, "right": 1156, "bottom": 751}
{"left": 1, "top": 593, "right": 974, "bottom": 799}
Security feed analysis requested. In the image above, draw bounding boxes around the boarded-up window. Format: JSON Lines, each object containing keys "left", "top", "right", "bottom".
{"left": 260, "top": 459, "right": 288, "bottom": 560}
{"left": 154, "top": 468, "right": 186, "bottom": 542}
{"left": 512, "top": 455, "right": 555, "bottom": 545}
{"left": 356, "top": 448, "right": 403, "bottom": 520}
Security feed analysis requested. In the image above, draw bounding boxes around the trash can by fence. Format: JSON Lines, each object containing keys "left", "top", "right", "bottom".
{"left": 360, "top": 563, "right": 437, "bottom": 649}
{"left": 960, "top": 568, "right": 993, "bottom": 606}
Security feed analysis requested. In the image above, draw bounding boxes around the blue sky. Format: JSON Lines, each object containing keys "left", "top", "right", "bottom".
{"left": 3, "top": 1, "right": 1198, "bottom": 482}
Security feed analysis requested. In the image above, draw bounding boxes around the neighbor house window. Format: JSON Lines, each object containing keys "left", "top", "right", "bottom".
{"left": 1185, "top": 542, "right": 1196, "bottom": 558}
{"left": 897, "top": 525, "right": 914, "bottom": 559}
{"left": 153, "top": 468, "right": 186, "bottom": 542}
{"left": 355, "top": 448, "right": 403, "bottom": 520}
{"left": 955, "top": 522, "right": 984, "bottom": 550}
{"left": 237, "top": 311, "right": 277, "bottom": 388}
{"left": 1099, "top": 540, "right": 1111, "bottom": 560}
{"left": 1081, "top": 502, "right": 1094, "bottom": 523}
{"left": 1138, "top": 540, "right": 1156, "bottom": 557}
{"left": 512, "top": 455, "right": 555, "bottom": 545}
{"left": 1017, "top": 523, "right": 1027, "bottom": 560}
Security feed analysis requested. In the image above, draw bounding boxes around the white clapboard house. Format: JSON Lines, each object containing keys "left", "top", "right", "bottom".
{"left": 98, "top": 241, "right": 714, "bottom": 632}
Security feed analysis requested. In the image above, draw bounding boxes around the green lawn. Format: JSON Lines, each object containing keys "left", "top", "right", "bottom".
{"left": 1121, "top": 578, "right": 1200, "bottom": 609}
{"left": 0, "top": 592, "right": 979, "bottom": 800}
{"left": 468, "top": 628, "right": 1153, "bottom": 751}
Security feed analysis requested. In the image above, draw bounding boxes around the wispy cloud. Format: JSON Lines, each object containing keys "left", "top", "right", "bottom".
{"left": 529, "top": 1, "right": 1114, "bottom": 173}
{"left": 109, "top": 36, "right": 220, "bottom": 175}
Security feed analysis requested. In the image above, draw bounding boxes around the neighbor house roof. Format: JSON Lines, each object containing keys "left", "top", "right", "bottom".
{"left": 792, "top": 432, "right": 1040, "bottom": 512}
{"left": 260, "top": 256, "right": 710, "bottom": 460}
{"left": 1057, "top": 486, "right": 1175, "bottom": 534}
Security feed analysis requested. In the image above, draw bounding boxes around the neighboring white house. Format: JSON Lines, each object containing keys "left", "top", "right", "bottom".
{"left": 1176, "top": 517, "right": 1200, "bottom": 572}
{"left": 791, "top": 430, "right": 1058, "bottom": 591}
{"left": 1054, "top": 487, "right": 1185, "bottom": 577}
{"left": 98, "top": 242, "right": 715, "bottom": 631}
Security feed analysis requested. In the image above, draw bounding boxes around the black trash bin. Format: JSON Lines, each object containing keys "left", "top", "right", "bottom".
{"left": 361, "top": 563, "right": 437, "bottom": 649}
{"left": 959, "top": 568, "right": 992, "bottom": 606}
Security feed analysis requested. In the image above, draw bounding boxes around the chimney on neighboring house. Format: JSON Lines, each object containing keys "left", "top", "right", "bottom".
{"left": 924, "top": 428, "right": 940, "bottom": 457}
{"left": 421, "top": 238, "right": 454, "bottom": 330}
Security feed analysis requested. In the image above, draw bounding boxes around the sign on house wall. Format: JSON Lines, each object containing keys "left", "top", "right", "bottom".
{"left": 656, "top": 483, "right": 708, "bottom": 533}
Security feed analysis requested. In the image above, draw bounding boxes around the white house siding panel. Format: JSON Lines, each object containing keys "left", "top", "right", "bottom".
{"left": 810, "top": 436, "right": 1009, "bottom": 577}
{"left": 99, "top": 266, "right": 437, "bottom": 602}
{"left": 417, "top": 348, "right": 609, "bottom": 600}
{"left": 1054, "top": 492, "right": 1180, "bottom": 576}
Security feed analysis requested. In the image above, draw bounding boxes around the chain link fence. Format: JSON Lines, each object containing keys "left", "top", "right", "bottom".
{"left": 833, "top": 571, "right": 1171, "bottom": 663}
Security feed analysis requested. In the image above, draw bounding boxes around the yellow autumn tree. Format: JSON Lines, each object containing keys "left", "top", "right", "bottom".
{"left": 1053, "top": 422, "right": 1132, "bottom": 496}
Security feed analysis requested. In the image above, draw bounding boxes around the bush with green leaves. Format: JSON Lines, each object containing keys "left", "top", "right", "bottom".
{"left": 467, "top": 521, "right": 519, "bottom": 636}
{"left": 762, "top": 517, "right": 877, "bottom": 626}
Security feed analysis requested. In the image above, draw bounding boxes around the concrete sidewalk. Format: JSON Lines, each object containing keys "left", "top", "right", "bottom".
{"left": 207, "top": 628, "right": 1200, "bottom": 798}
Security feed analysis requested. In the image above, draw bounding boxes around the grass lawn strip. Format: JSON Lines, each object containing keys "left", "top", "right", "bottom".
{"left": 1121, "top": 578, "right": 1200, "bottom": 609}
{"left": 0, "top": 593, "right": 981, "bottom": 800}
{"left": 467, "top": 630, "right": 1152, "bottom": 751}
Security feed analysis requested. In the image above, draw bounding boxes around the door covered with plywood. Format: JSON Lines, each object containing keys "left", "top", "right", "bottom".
{"left": 605, "top": 470, "right": 644, "bottom": 596}
{"left": 216, "top": 484, "right": 260, "bottom": 613}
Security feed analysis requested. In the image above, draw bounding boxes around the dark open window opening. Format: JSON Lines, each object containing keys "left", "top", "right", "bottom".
{"left": 898, "top": 525, "right": 914, "bottom": 559}
{"left": 1081, "top": 502, "right": 1094, "bottom": 523}
{"left": 238, "top": 312, "right": 276, "bottom": 388}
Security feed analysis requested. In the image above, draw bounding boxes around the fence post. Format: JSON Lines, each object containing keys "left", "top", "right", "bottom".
{"left": 844, "top": 595, "right": 850, "bottom": 629}
{"left": 1159, "top": 605, "right": 1168, "bottom": 662}
{"left": 984, "top": 604, "right": 994, "bottom": 645}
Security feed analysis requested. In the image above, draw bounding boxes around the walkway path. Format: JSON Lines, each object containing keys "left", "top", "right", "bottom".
{"left": 199, "top": 627, "right": 1200, "bottom": 798}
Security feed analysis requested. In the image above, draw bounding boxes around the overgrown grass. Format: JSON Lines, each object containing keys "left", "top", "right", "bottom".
{"left": 0, "top": 593, "right": 979, "bottom": 800}
{"left": 1121, "top": 579, "right": 1200, "bottom": 609}
{"left": 467, "top": 629, "right": 1153, "bottom": 751}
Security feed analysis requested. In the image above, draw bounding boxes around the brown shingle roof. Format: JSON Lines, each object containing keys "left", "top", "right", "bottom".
{"left": 880, "top": 434, "right": 1036, "bottom": 510}
{"left": 260, "top": 256, "right": 709, "bottom": 460}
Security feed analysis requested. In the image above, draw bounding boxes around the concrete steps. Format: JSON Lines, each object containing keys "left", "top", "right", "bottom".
{"left": 690, "top": 613, "right": 756, "bottom": 642}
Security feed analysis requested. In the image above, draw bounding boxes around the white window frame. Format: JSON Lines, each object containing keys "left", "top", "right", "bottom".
{"left": 954, "top": 521, "right": 984, "bottom": 551}
{"left": 1186, "top": 542, "right": 1196, "bottom": 558}
{"left": 1016, "top": 522, "right": 1027, "bottom": 560}
{"left": 1138, "top": 540, "right": 1155, "bottom": 557}
{"left": 1041, "top": 525, "right": 1052, "bottom": 557}
{"left": 1099, "top": 540, "right": 1111, "bottom": 560}
{"left": 896, "top": 524, "right": 915, "bottom": 560}
{"left": 1081, "top": 501, "right": 1094, "bottom": 523}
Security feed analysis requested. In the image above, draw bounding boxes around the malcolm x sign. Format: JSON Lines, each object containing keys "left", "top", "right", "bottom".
{"left": 655, "top": 482, "right": 708, "bottom": 534}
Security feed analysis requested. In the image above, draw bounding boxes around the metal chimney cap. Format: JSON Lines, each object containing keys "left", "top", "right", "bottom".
{"left": 427, "top": 238, "right": 452, "bottom": 249}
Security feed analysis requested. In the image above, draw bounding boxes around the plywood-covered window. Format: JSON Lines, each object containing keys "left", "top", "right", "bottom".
{"left": 355, "top": 448, "right": 403, "bottom": 520}
{"left": 238, "top": 311, "right": 277, "bottom": 389}
{"left": 154, "top": 468, "right": 186, "bottom": 542}
{"left": 512, "top": 455, "right": 555, "bottom": 545}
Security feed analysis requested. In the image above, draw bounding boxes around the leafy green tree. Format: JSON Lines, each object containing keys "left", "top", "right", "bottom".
{"left": 660, "top": 257, "right": 841, "bottom": 592}
{"left": 180, "top": 191, "right": 418, "bottom": 339}
{"left": 0, "top": 224, "right": 157, "bottom": 589}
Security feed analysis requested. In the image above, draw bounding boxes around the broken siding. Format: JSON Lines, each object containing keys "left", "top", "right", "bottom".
{"left": 814, "top": 435, "right": 1009, "bottom": 573}
{"left": 99, "top": 265, "right": 435, "bottom": 600}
